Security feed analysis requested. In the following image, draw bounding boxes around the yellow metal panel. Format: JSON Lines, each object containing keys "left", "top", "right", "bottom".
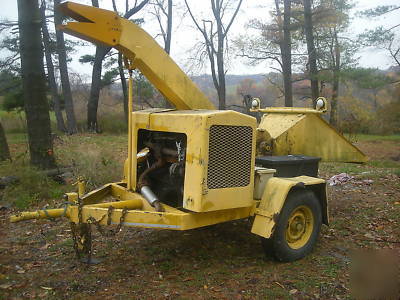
{"left": 259, "top": 113, "right": 305, "bottom": 139}
{"left": 259, "top": 111, "right": 367, "bottom": 163}
{"left": 251, "top": 176, "right": 325, "bottom": 238}
{"left": 258, "top": 107, "right": 324, "bottom": 114}
{"left": 58, "top": 2, "right": 215, "bottom": 111}
{"left": 132, "top": 110, "right": 257, "bottom": 212}
{"left": 67, "top": 204, "right": 254, "bottom": 230}
{"left": 134, "top": 110, "right": 207, "bottom": 212}
{"left": 80, "top": 184, "right": 112, "bottom": 204}
{"left": 203, "top": 111, "right": 257, "bottom": 211}
{"left": 129, "top": 114, "right": 138, "bottom": 191}
{"left": 127, "top": 73, "right": 134, "bottom": 190}
{"left": 87, "top": 199, "right": 142, "bottom": 209}
{"left": 10, "top": 208, "right": 68, "bottom": 223}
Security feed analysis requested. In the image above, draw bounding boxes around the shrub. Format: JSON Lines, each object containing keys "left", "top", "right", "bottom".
{"left": 373, "top": 99, "right": 400, "bottom": 135}
{"left": 0, "top": 161, "right": 65, "bottom": 209}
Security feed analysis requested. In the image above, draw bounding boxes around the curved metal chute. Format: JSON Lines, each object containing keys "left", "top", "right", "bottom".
{"left": 58, "top": 1, "right": 215, "bottom": 111}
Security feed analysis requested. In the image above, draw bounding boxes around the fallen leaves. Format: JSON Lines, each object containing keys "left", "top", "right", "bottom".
{"left": 0, "top": 283, "right": 12, "bottom": 289}
{"left": 289, "top": 289, "right": 298, "bottom": 295}
{"left": 274, "top": 281, "right": 285, "bottom": 289}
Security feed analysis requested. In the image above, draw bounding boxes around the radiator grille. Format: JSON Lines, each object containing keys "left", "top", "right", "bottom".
{"left": 207, "top": 125, "right": 253, "bottom": 189}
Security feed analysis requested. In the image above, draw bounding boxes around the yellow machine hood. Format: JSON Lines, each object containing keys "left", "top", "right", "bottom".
{"left": 258, "top": 108, "right": 367, "bottom": 163}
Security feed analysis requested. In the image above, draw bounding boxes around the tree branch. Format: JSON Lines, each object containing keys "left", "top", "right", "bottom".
{"left": 125, "top": 0, "right": 149, "bottom": 19}
{"left": 223, "top": 0, "right": 243, "bottom": 37}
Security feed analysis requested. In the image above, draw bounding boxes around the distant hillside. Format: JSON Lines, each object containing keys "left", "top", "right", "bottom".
{"left": 191, "top": 74, "right": 266, "bottom": 91}
{"left": 107, "top": 67, "right": 398, "bottom": 111}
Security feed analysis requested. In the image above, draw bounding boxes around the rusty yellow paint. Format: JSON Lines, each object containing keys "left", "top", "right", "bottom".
{"left": 127, "top": 72, "right": 134, "bottom": 190}
{"left": 10, "top": 208, "right": 69, "bottom": 223}
{"left": 256, "top": 107, "right": 324, "bottom": 114}
{"left": 58, "top": 2, "right": 215, "bottom": 111}
{"left": 285, "top": 205, "right": 314, "bottom": 249}
{"left": 258, "top": 109, "right": 367, "bottom": 163}
{"left": 67, "top": 203, "right": 255, "bottom": 230}
{"left": 11, "top": 177, "right": 255, "bottom": 229}
{"left": 251, "top": 176, "right": 327, "bottom": 238}
{"left": 64, "top": 192, "right": 78, "bottom": 203}
{"left": 76, "top": 179, "right": 85, "bottom": 197}
{"left": 86, "top": 199, "right": 142, "bottom": 210}
{"left": 130, "top": 109, "right": 257, "bottom": 212}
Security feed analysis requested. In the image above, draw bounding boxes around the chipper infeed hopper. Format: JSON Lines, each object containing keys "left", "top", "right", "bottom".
{"left": 10, "top": 2, "right": 367, "bottom": 262}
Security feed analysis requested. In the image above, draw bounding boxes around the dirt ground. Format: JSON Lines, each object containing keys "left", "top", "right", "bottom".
{"left": 1, "top": 136, "right": 399, "bottom": 299}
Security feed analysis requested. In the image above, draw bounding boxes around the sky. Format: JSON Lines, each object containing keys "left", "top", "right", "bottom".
{"left": 0, "top": 0, "right": 399, "bottom": 79}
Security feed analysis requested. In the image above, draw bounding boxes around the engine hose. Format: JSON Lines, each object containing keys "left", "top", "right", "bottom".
{"left": 137, "top": 158, "right": 165, "bottom": 212}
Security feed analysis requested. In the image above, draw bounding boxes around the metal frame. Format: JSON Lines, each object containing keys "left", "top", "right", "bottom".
{"left": 11, "top": 182, "right": 256, "bottom": 230}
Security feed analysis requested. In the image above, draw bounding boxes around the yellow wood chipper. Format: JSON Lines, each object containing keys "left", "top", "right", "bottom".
{"left": 10, "top": 2, "right": 367, "bottom": 262}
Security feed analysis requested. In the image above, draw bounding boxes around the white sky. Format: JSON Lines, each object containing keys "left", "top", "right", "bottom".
{"left": 0, "top": 0, "right": 399, "bottom": 78}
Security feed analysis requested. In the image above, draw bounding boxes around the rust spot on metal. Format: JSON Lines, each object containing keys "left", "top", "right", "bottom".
{"left": 273, "top": 212, "right": 280, "bottom": 223}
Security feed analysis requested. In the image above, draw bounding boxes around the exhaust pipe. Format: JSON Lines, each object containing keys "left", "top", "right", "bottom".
{"left": 140, "top": 186, "right": 164, "bottom": 212}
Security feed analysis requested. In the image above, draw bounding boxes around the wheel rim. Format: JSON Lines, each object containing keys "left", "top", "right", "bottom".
{"left": 285, "top": 205, "right": 314, "bottom": 250}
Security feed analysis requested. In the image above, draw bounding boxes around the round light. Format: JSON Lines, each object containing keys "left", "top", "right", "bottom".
{"left": 316, "top": 98, "right": 325, "bottom": 110}
{"left": 251, "top": 98, "right": 260, "bottom": 109}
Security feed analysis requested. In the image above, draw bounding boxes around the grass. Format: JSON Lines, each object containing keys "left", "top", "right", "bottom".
{"left": 345, "top": 133, "right": 400, "bottom": 142}
{"left": 0, "top": 162, "right": 66, "bottom": 209}
{"left": 0, "top": 132, "right": 128, "bottom": 209}
{"left": 1, "top": 108, "right": 128, "bottom": 135}
{"left": 0, "top": 131, "right": 399, "bottom": 299}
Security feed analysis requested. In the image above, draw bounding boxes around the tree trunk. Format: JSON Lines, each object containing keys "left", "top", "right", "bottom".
{"left": 40, "top": 2, "right": 66, "bottom": 133}
{"left": 214, "top": 1, "right": 226, "bottom": 110}
{"left": 118, "top": 53, "right": 128, "bottom": 121}
{"left": 87, "top": 45, "right": 108, "bottom": 132}
{"left": 216, "top": 50, "right": 226, "bottom": 109}
{"left": 87, "top": 0, "right": 148, "bottom": 131}
{"left": 330, "top": 30, "right": 340, "bottom": 127}
{"left": 303, "top": 0, "right": 319, "bottom": 106}
{"left": 282, "top": 0, "right": 293, "bottom": 107}
{"left": 0, "top": 121, "right": 11, "bottom": 161}
{"left": 17, "top": 0, "right": 56, "bottom": 169}
{"left": 275, "top": 0, "right": 293, "bottom": 107}
{"left": 54, "top": 0, "right": 77, "bottom": 134}
{"left": 162, "top": 0, "right": 174, "bottom": 108}
{"left": 373, "top": 90, "right": 378, "bottom": 110}
{"left": 165, "top": 0, "right": 173, "bottom": 54}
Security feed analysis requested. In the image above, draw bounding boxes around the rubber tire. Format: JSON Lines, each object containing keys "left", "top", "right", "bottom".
{"left": 261, "top": 189, "right": 322, "bottom": 262}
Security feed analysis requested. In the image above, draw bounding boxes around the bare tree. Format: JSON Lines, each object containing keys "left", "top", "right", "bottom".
{"left": 17, "top": 0, "right": 56, "bottom": 169}
{"left": 275, "top": 0, "right": 293, "bottom": 107}
{"left": 330, "top": 28, "right": 340, "bottom": 126}
{"left": 54, "top": 0, "right": 77, "bottom": 134}
{"left": 151, "top": 0, "right": 173, "bottom": 54}
{"left": 303, "top": 0, "right": 319, "bottom": 105}
{"left": 87, "top": 0, "right": 149, "bottom": 132}
{"left": 0, "top": 121, "right": 11, "bottom": 161}
{"left": 185, "top": 0, "right": 243, "bottom": 110}
{"left": 40, "top": 0, "right": 67, "bottom": 133}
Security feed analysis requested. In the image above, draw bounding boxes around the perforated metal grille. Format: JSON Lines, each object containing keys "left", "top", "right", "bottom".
{"left": 207, "top": 125, "right": 253, "bottom": 189}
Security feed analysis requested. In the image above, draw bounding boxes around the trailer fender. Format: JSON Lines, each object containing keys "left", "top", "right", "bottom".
{"left": 251, "top": 176, "right": 328, "bottom": 238}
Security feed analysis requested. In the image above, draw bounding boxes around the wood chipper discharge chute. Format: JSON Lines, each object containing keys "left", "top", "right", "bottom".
{"left": 256, "top": 107, "right": 367, "bottom": 163}
{"left": 10, "top": 2, "right": 366, "bottom": 262}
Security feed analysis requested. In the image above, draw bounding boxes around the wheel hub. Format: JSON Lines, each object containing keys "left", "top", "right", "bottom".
{"left": 285, "top": 205, "right": 314, "bottom": 249}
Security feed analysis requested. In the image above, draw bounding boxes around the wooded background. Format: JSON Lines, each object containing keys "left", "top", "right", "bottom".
{"left": 0, "top": 0, "right": 399, "bottom": 169}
